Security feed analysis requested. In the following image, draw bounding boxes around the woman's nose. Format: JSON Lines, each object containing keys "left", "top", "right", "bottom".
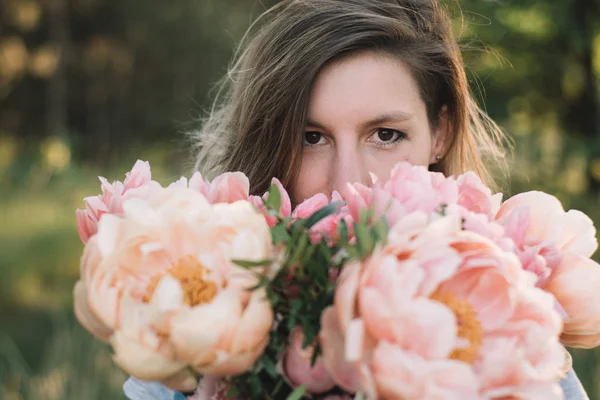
{"left": 328, "top": 149, "right": 373, "bottom": 194}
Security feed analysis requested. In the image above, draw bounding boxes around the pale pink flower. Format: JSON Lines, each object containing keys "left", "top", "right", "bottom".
{"left": 321, "top": 213, "right": 564, "bottom": 400}
{"left": 496, "top": 191, "right": 600, "bottom": 348}
{"left": 171, "top": 171, "right": 251, "bottom": 204}
{"left": 443, "top": 204, "right": 514, "bottom": 253}
{"left": 74, "top": 187, "right": 274, "bottom": 391}
{"left": 456, "top": 171, "right": 502, "bottom": 218}
{"left": 280, "top": 327, "right": 336, "bottom": 393}
{"left": 76, "top": 160, "right": 161, "bottom": 243}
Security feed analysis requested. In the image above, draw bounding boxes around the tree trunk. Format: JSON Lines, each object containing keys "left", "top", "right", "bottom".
{"left": 47, "top": 0, "right": 70, "bottom": 137}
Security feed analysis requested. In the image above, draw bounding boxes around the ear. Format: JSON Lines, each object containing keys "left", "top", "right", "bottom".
{"left": 429, "top": 105, "right": 451, "bottom": 165}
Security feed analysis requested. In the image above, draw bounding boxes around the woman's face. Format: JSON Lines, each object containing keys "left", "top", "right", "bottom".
{"left": 291, "top": 51, "right": 449, "bottom": 205}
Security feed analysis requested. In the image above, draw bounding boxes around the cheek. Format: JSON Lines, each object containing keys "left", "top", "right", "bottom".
{"left": 367, "top": 138, "right": 432, "bottom": 181}
{"left": 291, "top": 154, "right": 328, "bottom": 204}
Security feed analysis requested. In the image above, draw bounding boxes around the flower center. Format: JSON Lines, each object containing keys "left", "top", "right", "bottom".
{"left": 143, "top": 255, "right": 218, "bottom": 306}
{"left": 430, "top": 291, "right": 483, "bottom": 363}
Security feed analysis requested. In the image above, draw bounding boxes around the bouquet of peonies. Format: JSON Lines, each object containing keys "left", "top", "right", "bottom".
{"left": 73, "top": 160, "right": 600, "bottom": 400}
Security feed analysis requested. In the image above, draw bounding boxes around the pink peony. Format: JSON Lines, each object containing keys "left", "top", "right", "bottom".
{"left": 171, "top": 171, "right": 251, "bottom": 204}
{"left": 456, "top": 172, "right": 502, "bottom": 219}
{"left": 280, "top": 327, "right": 336, "bottom": 394}
{"left": 320, "top": 212, "right": 565, "bottom": 400}
{"left": 248, "top": 178, "right": 292, "bottom": 227}
{"left": 76, "top": 160, "right": 161, "bottom": 243}
{"left": 293, "top": 192, "right": 352, "bottom": 244}
{"left": 344, "top": 162, "right": 460, "bottom": 228}
{"left": 343, "top": 162, "right": 504, "bottom": 230}
{"left": 496, "top": 191, "right": 600, "bottom": 348}
{"left": 187, "top": 376, "right": 247, "bottom": 400}
{"left": 74, "top": 187, "right": 274, "bottom": 391}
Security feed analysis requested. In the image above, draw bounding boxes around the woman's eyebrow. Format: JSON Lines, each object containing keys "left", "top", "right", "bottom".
{"left": 305, "top": 110, "right": 414, "bottom": 130}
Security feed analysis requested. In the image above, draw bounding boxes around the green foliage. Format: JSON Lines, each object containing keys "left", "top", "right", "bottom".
{"left": 229, "top": 197, "right": 388, "bottom": 399}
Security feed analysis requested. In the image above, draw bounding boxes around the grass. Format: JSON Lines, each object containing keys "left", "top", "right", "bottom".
{"left": 0, "top": 312, "right": 127, "bottom": 400}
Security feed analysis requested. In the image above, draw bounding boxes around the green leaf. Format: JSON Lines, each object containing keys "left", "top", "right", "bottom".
{"left": 263, "top": 357, "right": 278, "bottom": 378}
{"left": 304, "top": 202, "right": 344, "bottom": 229}
{"left": 265, "top": 182, "right": 282, "bottom": 212}
{"left": 440, "top": 204, "right": 448, "bottom": 216}
{"left": 232, "top": 258, "right": 272, "bottom": 268}
{"left": 310, "top": 342, "right": 321, "bottom": 367}
{"left": 271, "top": 380, "right": 284, "bottom": 397}
{"left": 373, "top": 218, "right": 389, "bottom": 244}
{"left": 358, "top": 208, "right": 371, "bottom": 224}
{"left": 249, "top": 373, "right": 262, "bottom": 397}
{"left": 338, "top": 218, "right": 349, "bottom": 243}
{"left": 286, "top": 385, "right": 307, "bottom": 400}
{"left": 271, "top": 222, "right": 291, "bottom": 245}
{"left": 289, "top": 234, "right": 310, "bottom": 265}
{"left": 354, "top": 222, "right": 374, "bottom": 256}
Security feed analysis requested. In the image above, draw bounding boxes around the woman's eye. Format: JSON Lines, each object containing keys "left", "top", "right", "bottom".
{"left": 304, "top": 132, "right": 324, "bottom": 146}
{"left": 373, "top": 128, "right": 405, "bottom": 143}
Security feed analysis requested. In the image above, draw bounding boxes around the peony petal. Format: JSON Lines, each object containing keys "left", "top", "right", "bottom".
{"left": 545, "top": 252, "right": 600, "bottom": 345}
{"left": 335, "top": 261, "right": 362, "bottom": 331}
{"left": 282, "top": 327, "right": 336, "bottom": 393}
{"left": 188, "top": 172, "right": 209, "bottom": 195}
{"left": 496, "top": 191, "right": 565, "bottom": 244}
{"left": 293, "top": 193, "right": 329, "bottom": 218}
{"left": 87, "top": 268, "right": 123, "bottom": 331}
{"left": 389, "top": 298, "right": 458, "bottom": 359}
{"left": 557, "top": 210, "right": 597, "bottom": 257}
{"left": 150, "top": 275, "right": 185, "bottom": 312}
{"left": 159, "top": 368, "right": 198, "bottom": 392}
{"left": 112, "top": 329, "right": 186, "bottom": 381}
{"left": 345, "top": 319, "right": 366, "bottom": 363}
{"left": 319, "top": 307, "right": 361, "bottom": 392}
{"left": 208, "top": 172, "right": 250, "bottom": 203}
{"left": 73, "top": 281, "right": 113, "bottom": 341}
{"left": 169, "top": 291, "right": 242, "bottom": 367}
{"left": 442, "top": 268, "right": 515, "bottom": 330}
{"left": 228, "top": 289, "right": 273, "bottom": 354}
{"left": 371, "top": 342, "right": 479, "bottom": 400}
{"left": 123, "top": 160, "right": 152, "bottom": 190}
{"left": 197, "top": 336, "right": 269, "bottom": 376}
{"left": 95, "top": 214, "right": 124, "bottom": 257}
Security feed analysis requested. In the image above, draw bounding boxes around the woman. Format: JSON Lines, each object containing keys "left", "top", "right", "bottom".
{"left": 126, "top": 0, "right": 589, "bottom": 398}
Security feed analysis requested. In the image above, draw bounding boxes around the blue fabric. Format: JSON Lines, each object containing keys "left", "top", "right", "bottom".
{"left": 123, "top": 377, "right": 180, "bottom": 400}
{"left": 560, "top": 369, "right": 590, "bottom": 400}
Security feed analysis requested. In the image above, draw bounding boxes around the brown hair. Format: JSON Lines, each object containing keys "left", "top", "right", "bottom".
{"left": 192, "top": 0, "right": 507, "bottom": 195}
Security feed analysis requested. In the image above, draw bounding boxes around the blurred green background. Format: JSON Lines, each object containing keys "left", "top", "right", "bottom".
{"left": 1, "top": 0, "right": 600, "bottom": 399}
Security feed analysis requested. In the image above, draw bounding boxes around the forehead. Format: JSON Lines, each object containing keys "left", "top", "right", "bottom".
{"left": 307, "top": 51, "right": 424, "bottom": 123}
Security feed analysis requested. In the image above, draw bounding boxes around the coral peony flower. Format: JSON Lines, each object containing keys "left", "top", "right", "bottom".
{"left": 74, "top": 187, "right": 274, "bottom": 391}
{"left": 321, "top": 213, "right": 564, "bottom": 400}
{"left": 496, "top": 191, "right": 600, "bottom": 348}
{"left": 280, "top": 327, "right": 336, "bottom": 394}
{"left": 76, "top": 160, "right": 161, "bottom": 243}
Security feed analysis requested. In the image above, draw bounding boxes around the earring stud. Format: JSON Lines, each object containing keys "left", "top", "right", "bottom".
{"left": 436, "top": 155, "right": 441, "bottom": 161}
